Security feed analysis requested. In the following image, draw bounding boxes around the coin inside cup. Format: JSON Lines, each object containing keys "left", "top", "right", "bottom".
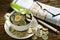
{"left": 10, "top": 11, "right": 32, "bottom": 26}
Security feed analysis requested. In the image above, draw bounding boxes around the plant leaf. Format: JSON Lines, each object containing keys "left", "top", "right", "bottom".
{"left": 24, "top": 9, "right": 30, "bottom": 14}
{"left": 10, "top": 2, "right": 21, "bottom": 12}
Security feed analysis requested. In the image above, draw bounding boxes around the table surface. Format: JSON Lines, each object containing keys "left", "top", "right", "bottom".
{"left": 0, "top": 0, "right": 60, "bottom": 40}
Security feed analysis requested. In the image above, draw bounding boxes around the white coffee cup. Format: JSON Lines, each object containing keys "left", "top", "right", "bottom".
{"left": 5, "top": 11, "right": 38, "bottom": 31}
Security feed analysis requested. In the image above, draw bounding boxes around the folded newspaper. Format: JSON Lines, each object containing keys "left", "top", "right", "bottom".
{"left": 10, "top": 0, "right": 60, "bottom": 26}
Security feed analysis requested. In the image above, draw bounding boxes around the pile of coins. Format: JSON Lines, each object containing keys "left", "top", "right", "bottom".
{"left": 9, "top": 24, "right": 49, "bottom": 40}
{"left": 32, "top": 24, "right": 49, "bottom": 40}
{"left": 9, "top": 26, "right": 32, "bottom": 37}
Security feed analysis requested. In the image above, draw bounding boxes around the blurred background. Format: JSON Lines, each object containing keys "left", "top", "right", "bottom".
{"left": 0, "top": 0, "right": 60, "bottom": 40}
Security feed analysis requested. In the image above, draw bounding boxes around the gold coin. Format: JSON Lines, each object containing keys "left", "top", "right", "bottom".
{"left": 15, "top": 15, "right": 21, "bottom": 21}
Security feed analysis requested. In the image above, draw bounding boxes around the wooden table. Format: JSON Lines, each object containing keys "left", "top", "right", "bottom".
{"left": 0, "top": 0, "right": 60, "bottom": 40}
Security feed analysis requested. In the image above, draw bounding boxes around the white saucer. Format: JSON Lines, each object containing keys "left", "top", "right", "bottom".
{"left": 4, "top": 20, "right": 33, "bottom": 39}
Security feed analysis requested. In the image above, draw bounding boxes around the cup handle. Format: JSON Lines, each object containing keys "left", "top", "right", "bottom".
{"left": 5, "top": 13, "right": 10, "bottom": 20}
